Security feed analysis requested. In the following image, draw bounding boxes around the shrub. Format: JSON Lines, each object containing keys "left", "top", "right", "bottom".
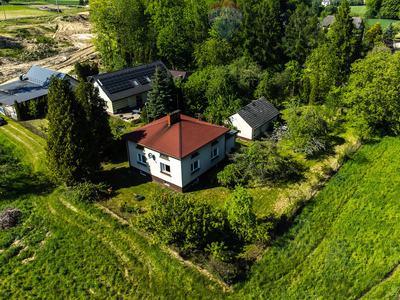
{"left": 71, "top": 181, "right": 108, "bottom": 203}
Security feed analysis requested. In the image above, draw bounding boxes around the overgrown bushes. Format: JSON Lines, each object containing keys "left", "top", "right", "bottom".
{"left": 71, "top": 181, "right": 108, "bottom": 203}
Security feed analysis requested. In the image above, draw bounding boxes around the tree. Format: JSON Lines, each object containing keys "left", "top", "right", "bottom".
{"left": 366, "top": 0, "right": 383, "bottom": 17}
{"left": 327, "top": 0, "right": 360, "bottom": 83}
{"left": 74, "top": 61, "right": 99, "bottom": 82}
{"left": 344, "top": 48, "right": 400, "bottom": 137}
{"left": 383, "top": 22, "right": 394, "bottom": 42}
{"left": 46, "top": 76, "right": 87, "bottom": 184}
{"left": 28, "top": 100, "right": 39, "bottom": 118}
{"left": 364, "top": 22, "right": 383, "bottom": 47}
{"left": 224, "top": 185, "right": 257, "bottom": 241}
{"left": 285, "top": 106, "right": 328, "bottom": 154}
{"left": 147, "top": 67, "right": 174, "bottom": 122}
{"left": 381, "top": 0, "right": 400, "bottom": 19}
{"left": 284, "top": 3, "right": 320, "bottom": 64}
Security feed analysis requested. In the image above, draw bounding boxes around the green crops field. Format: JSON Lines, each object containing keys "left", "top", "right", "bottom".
{"left": 368, "top": 18, "right": 399, "bottom": 28}
{"left": 236, "top": 136, "right": 400, "bottom": 299}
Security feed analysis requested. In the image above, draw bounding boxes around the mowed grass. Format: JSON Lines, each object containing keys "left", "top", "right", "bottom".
{"left": 236, "top": 136, "right": 400, "bottom": 299}
{"left": 368, "top": 18, "right": 399, "bottom": 28}
{"left": 350, "top": 5, "right": 367, "bottom": 15}
{"left": 0, "top": 116, "right": 227, "bottom": 299}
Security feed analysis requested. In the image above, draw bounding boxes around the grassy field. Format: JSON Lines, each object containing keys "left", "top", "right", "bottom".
{"left": 368, "top": 18, "right": 399, "bottom": 28}
{"left": 350, "top": 5, "right": 367, "bottom": 16}
{"left": 0, "top": 117, "right": 228, "bottom": 299}
{"left": 236, "top": 136, "right": 400, "bottom": 299}
{"left": 1, "top": 5, "right": 57, "bottom": 20}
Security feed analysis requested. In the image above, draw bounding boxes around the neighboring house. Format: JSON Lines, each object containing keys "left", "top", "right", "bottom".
{"left": 89, "top": 61, "right": 168, "bottom": 114}
{"left": 0, "top": 65, "right": 78, "bottom": 120}
{"left": 322, "top": 15, "right": 363, "bottom": 30}
{"left": 228, "top": 96, "right": 280, "bottom": 141}
{"left": 322, "top": 0, "right": 331, "bottom": 6}
{"left": 169, "top": 70, "right": 192, "bottom": 82}
{"left": 123, "top": 110, "right": 238, "bottom": 192}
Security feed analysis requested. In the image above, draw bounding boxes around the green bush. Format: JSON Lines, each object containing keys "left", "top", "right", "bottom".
{"left": 36, "top": 36, "right": 54, "bottom": 45}
{"left": 71, "top": 181, "right": 108, "bottom": 203}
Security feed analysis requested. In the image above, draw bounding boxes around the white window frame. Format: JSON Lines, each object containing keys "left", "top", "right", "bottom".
{"left": 191, "top": 160, "right": 200, "bottom": 173}
{"left": 160, "top": 163, "right": 171, "bottom": 174}
{"left": 137, "top": 153, "right": 147, "bottom": 165}
{"left": 211, "top": 147, "right": 219, "bottom": 160}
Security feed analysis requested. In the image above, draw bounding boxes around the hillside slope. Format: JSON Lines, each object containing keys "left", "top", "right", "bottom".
{"left": 237, "top": 137, "right": 400, "bottom": 299}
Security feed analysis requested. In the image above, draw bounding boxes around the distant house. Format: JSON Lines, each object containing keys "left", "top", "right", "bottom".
{"left": 0, "top": 65, "right": 78, "bottom": 120}
{"left": 228, "top": 96, "right": 280, "bottom": 141}
{"left": 169, "top": 70, "right": 192, "bottom": 82}
{"left": 322, "top": 15, "right": 363, "bottom": 30}
{"left": 123, "top": 110, "right": 237, "bottom": 192}
{"left": 89, "top": 61, "right": 169, "bottom": 114}
{"left": 322, "top": 0, "right": 331, "bottom": 6}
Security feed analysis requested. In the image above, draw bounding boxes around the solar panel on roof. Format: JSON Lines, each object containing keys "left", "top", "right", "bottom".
{"left": 105, "top": 80, "right": 132, "bottom": 94}
{"left": 137, "top": 77, "right": 147, "bottom": 85}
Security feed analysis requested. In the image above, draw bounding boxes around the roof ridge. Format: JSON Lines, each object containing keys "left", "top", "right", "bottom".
{"left": 182, "top": 117, "right": 228, "bottom": 129}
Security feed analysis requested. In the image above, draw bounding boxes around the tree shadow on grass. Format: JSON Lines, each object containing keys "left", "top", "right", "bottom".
{"left": 96, "top": 166, "right": 147, "bottom": 191}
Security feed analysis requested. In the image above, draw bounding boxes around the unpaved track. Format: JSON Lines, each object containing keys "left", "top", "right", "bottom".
{"left": 55, "top": 45, "right": 96, "bottom": 71}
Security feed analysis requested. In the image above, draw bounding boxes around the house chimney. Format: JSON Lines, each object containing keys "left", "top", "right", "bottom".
{"left": 210, "top": 116, "right": 213, "bottom": 124}
{"left": 18, "top": 74, "right": 24, "bottom": 81}
{"left": 197, "top": 113, "right": 202, "bottom": 121}
{"left": 168, "top": 110, "right": 181, "bottom": 127}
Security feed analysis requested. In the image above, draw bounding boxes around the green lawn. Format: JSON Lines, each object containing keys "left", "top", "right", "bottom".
{"left": 368, "top": 18, "right": 399, "bottom": 28}
{"left": 1, "top": 5, "right": 57, "bottom": 20}
{"left": 350, "top": 5, "right": 367, "bottom": 16}
{"left": 236, "top": 136, "right": 400, "bottom": 299}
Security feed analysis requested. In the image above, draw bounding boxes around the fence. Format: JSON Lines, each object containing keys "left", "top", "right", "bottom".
{"left": 18, "top": 120, "right": 48, "bottom": 140}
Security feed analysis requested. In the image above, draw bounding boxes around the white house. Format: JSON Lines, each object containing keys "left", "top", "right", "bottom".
{"left": 228, "top": 96, "right": 280, "bottom": 141}
{"left": 321, "top": 0, "right": 331, "bottom": 6}
{"left": 0, "top": 65, "right": 78, "bottom": 120}
{"left": 123, "top": 110, "right": 238, "bottom": 192}
{"left": 89, "top": 61, "right": 168, "bottom": 114}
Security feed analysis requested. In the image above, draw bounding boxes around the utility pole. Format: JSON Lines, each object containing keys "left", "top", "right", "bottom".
{"left": 1, "top": 1, "right": 6, "bottom": 21}
{"left": 145, "top": 102, "right": 149, "bottom": 124}
{"left": 55, "top": 0, "right": 60, "bottom": 12}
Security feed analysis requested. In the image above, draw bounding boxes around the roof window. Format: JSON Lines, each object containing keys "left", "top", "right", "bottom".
{"left": 133, "top": 80, "right": 139, "bottom": 86}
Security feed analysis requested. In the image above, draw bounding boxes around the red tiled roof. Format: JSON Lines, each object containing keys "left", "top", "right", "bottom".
{"left": 123, "top": 114, "right": 229, "bottom": 159}
{"left": 169, "top": 70, "right": 188, "bottom": 80}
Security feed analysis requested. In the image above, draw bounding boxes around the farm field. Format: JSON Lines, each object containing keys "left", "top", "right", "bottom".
{"left": 0, "top": 5, "right": 57, "bottom": 19}
{"left": 236, "top": 136, "right": 400, "bottom": 299}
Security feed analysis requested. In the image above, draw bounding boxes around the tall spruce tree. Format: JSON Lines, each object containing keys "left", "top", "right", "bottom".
{"left": 284, "top": 3, "right": 319, "bottom": 64}
{"left": 327, "top": 0, "right": 360, "bottom": 83}
{"left": 147, "top": 67, "right": 174, "bottom": 122}
{"left": 46, "top": 76, "right": 88, "bottom": 184}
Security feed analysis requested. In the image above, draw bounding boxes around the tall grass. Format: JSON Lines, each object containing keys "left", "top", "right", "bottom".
{"left": 236, "top": 137, "right": 400, "bottom": 299}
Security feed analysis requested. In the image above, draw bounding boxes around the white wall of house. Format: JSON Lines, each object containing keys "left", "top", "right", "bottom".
{"left": 181, "top": 135, "right": 226, "bottom": 187}
{"left": 94, "top": 81, "right": 114, "bottom": 113}
{"left": 65, "top": 75, "right": 79, "bottom": 90}
{"left": 225, "top": 135, "right": 236, "bottom": 153}
{"left": 127, "top": 141, "right": 183, "bottom": 187}
{"left": 229, "top": 113, "right": 253, "bottom": 140}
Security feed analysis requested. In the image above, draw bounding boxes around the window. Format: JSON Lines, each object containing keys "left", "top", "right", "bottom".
{"left": 146, "top": 77, "right": 151, "bottom": 82}
{"left": 191, "top": 160, "right": 200, "bottom": 173}
{"left": 211, "top": 139, "right": 219, "bottom": 147}
{"left": 211, "top": 148, "right": 219, "bottom": 160}
{"left": 133, "top": 80, "right": 139, "bottom": 86}
{"left": 191, "top": 151, "right": 200, "bottom": 159}
{"left": 161, "top": 163, "right": 171, "bottom": 174}
{"left": 137, "top": 153, "right": 147, "bottom": 165}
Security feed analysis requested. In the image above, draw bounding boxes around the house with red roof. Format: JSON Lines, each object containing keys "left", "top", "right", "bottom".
{"left": 123, "top": 110, "right": 237, "bottom": 192}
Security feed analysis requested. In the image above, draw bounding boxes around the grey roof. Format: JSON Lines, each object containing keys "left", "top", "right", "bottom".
{"left": 233, "top": 97, "right": 280, "bottom": 130}
{"left": 322, "top": 15, "right": 363, "bottom": 30}
{"left": 91, "top": 61, "right": 168, "bottom": 102}
{"left": 0, "top": 65, "right": 67, "bottom": 106}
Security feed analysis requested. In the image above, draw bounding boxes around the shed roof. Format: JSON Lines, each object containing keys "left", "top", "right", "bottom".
{"left": 322, "top": 15, "right": 363, "bottom": 29}
{"left": 231, "top": 96, "right": 280, "bottom": 130}
{"left": 0, "top": 65, "right": 67, "bottom": 106}
{"left": 91, "top": 61, "right": 168, "bottom": 102}
{"left": 123, "top": 112, "right": 229, "bottom": 159}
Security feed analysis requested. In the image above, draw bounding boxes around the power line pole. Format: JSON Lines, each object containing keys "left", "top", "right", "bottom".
{"left": 55, "top": 0, "right": 60, "bottom": 12}
{"left": 1, "top": 1, "right": 6, "bottom": 21}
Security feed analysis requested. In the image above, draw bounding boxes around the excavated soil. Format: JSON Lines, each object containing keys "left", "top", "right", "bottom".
{"left": 0, "top": 11, "right": 97, "bottom": 83}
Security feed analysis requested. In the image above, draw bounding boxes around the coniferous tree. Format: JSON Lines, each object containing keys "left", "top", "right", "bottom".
{"left": 284, "top": 3, "right": 320, "bottom": 64}
{"left": 46, "top": 76, "right": 87, "bottom": 185}
{"left": 327, "top": 0, "right": 360, "bottom": 83}
{"left": 147, "top": 67, "right": 174, "bottom": 122}
{"left": 383, "top": 22, "right": 394, "bottom": 47}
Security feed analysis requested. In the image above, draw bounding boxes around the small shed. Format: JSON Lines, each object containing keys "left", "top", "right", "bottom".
{"left": 228, "top": 96, "right": 280, "bottom": 141}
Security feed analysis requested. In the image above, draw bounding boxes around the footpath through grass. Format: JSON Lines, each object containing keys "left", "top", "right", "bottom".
{"left": 236, "top": 136, "right": 400, "bottom": 299}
